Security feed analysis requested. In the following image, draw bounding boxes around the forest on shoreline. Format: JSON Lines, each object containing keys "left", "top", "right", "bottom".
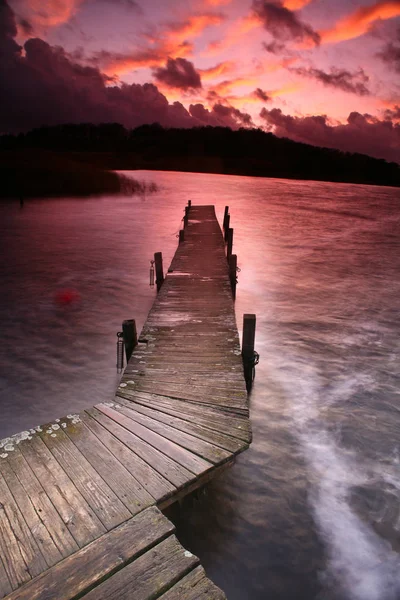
{"left": 1, "top": 122, "right": 399, "bottom": 197}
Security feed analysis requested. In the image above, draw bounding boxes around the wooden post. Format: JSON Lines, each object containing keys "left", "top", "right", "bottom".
{"left": 226, "top": 227, "right": 233, "bottom": 261}
{"left": 179, "top": 229, "right": 185, "bottom": 244}
{"left": 242, "top": 314, "right": 256, "bottom": 391}
{"left": 224, "top": 214, "right": 230, "bottom": 240}
{"left": 184, "top": 206, "right": 189, "bottom": 228}
{"left": 223, "top": 206, "right": 229, "bottom": 231}
{"left": 154, "top": 251, "right": 164, "bottom": 292}
{"left": 188, "top": 200, "right": 192, "bottom": 208}
{"left": 122, "top": 319, "right": 137, "bottom": 362}
{"left": 229, "top": 254, "right": 237, "bottom": 299}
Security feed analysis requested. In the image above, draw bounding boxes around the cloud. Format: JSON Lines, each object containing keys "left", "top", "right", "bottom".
{"left": 263, "top": 39, "right": 287, "bottom": 53}
{"left": 94, "top": 12, "right": 224, "bottom": 76}
{"left": 259, "top": 108, "right": 400, "bottom": 163}
{"left": 0, "top": 1, "right": 255, "bottom": 133}
{"left": 205, "top": 13, "right": 260, "bottom": 56}
{"left": 384, "top": 105, "right": 400, "bottom": 119}
{"left": 377, "top": 39, "right": 400, "bottom": 72}
{"left": 292, "top": 66, "right": 371, "bottom": 96}
{"left": 189, "top": 102, "right": 253, "bottom": 127}
{"left": 153, "top": 57, "right": 202, "bottom": 90}
{"left": 11, "top": 0, "right": 84, "bottom": 33}
{"left": 203, "top": 0, "right": 232, "bottom": 5}
{"left": 320, "top": 0, "right": 400, "bottom": 45}
{"left": 283, "top": 0, "right": 313, "bottom": 8}
{"left": 252, "top": 0, "right": 320, "bottom": 45}
{"left": 198, "top": 60, "right": 236, "bottom": 79}
{"left": 253, "top": 87, "right": 271, "bottom": 101}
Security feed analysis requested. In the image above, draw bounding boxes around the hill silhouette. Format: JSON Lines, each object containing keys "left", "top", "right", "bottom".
{"left": 1, "top": 122, "right": 399, "bottom": 190}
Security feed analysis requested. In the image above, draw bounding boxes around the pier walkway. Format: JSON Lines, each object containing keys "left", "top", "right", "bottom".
{"left": 0, "top": 205, "right": 251, "bottom": 599}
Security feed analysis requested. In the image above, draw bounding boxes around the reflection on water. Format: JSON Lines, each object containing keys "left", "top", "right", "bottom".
{"left": 1, "top": 172, "right": 399, "bottom": 599}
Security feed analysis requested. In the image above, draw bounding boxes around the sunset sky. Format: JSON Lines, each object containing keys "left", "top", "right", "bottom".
{"left": 1, "top": 0, "right": 400, "bottom": 162}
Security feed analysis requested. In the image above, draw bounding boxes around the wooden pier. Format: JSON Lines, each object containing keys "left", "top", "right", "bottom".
{"left": 0, "top": 205, "right": 251, "bottom": 599}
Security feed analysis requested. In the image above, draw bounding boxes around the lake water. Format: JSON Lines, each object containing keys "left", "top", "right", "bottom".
{"left": 1, "top": 171, "right": 399, "bottom": 600}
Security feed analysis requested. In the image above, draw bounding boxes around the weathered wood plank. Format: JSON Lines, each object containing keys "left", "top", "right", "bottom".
{"left": 80, "top": 534, "right": 199, "bottom": 600}
{"left": 0, "top": 473, "right": 48, "bottom": 589}
{"left": 4, "top": 507, "right": 174, "bottom": 600}
{"left": 116, "top": 390, "right": 251, "bottom": 442}
{"left": 0, "top": 556, "right": 12, "bottom": 599}
{"left": 63, "top": 418, "right": 154, "bottom": 515}
{"left": 158, "top": 565, "right": 227, "bottom": 599}
{"left": 81, "top": 410, "right": 175, "bottom": 502}
{"left": 19, "top": 436, "right": 106, "bottom": 547}
{"left": 38, "top": 427, "right": 131, "bottom": 530}
{"left": 87, "top": 407, "right": 194, "bottom": 489}
{"left": 0, "top": 456, "right": 66, "bottom": 569}
{"left": 111, "top": 401, "right": 232, "bottom": 464}
{"left": 114, "top": 396, "right": 245, "bottom": 453}
{"left": 96, "top": 404, "right": 212, "bottom": 476}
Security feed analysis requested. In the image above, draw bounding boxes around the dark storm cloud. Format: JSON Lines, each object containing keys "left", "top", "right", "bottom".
{"left": 253, "top": 87, "right": 271, "bottom": 102}
{"left": 153, "top": 57, "right": 202, "bottom": 90}
{"left": 292, "top": 66, "right": 371, "bottom": 96}
{"left": 263, "top": 40, "right": 286, "bottom": 53}
{"left": 0, "top": 1, "right": 253, "bottom": 132}
{"left": 384, "top": 105, "right": 400, "bottom": 120}
{"left": 259, "top": 107, "right": 400, "bottom": 163}
{"left": 252, "top": 0, "right": 320, "bottom": 45}
{"left": 189, "top": 103, "right": 254, "bottom": 128}
{"left": 18, "top": 17, "right": 33, "bottom": 35}
{"left": 377, "top": 42, "right": 400, "bottom": 73}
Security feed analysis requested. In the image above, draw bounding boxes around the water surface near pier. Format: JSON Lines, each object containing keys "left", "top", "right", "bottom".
{"left": 1, "top": 171, "right": 399, "bottom": 600}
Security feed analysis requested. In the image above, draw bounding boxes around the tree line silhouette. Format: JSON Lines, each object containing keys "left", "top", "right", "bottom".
{"left": 1, "top": 122, "right": 399, "bottom": 188}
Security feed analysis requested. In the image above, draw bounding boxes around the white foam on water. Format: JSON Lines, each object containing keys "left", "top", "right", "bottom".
{"left": 271, "top": 355, "right": 400, "bottom": 600}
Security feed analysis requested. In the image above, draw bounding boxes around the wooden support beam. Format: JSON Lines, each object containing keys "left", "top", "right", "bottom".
{"left": 242, "top": 314, "right": 256, "bottom": 391}
{"left": 122, "top": 319, "right": 137, "bottom": 362}
{"left": 154, "top": 252, "right": 164, "bottom": 292}
{"left": 223, "top": 206, "right": 229, "bottom": 231}
{"left": 183, "top": 207, "right": 189, "bottom": 228}
{"left": 179, "top": 230, "right": 185, "bottom": 245}
{"left": 224, "top": 214, "right": 230, "bottom": 240}
{"left": 226, "top": 228, "right": 233, "bottom": 261}
{"left": 229, "top": 254, "right": 237, "bottom": 299}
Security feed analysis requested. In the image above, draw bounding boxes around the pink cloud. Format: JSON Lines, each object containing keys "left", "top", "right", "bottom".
{"left": 260, "top": 108, "right": 400, "bottom": 163}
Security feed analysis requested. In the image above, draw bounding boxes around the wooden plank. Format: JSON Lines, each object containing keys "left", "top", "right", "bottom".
{"left": 1, "top": 449, "right": 78, "bottom": 560}
{"left": 80, "top": 534, "right": 199, "bottom": 600}
{"left": 115, "top": 396, "right": 245, "bottom": 453}
{"left": 96, "top": 404, "right": 212, "bottom": 476}
{"left": 38, "top": 427, "right": 131, "bottom": 530}
{"left": 0, "top": 555, "right": 12, "bottom": 598}
{"left": 0, "top": 455, "right": 68, "bottom": 569}
{"left": 112, "top": 402, "right": 232, "bottom": 464}
{"left": 87, "top": 407, "right": 194, "bottom": 489}
{"left": 81, "top": 410, "right": 175, "bottom": 502}
{"left": 158, "top": 566, "right": 227, "bottom": 599}
{"left": 117, "top": 391, "right": 251, "bottom": 442}
{"left": 0, "top": 556, "right": 12, "bottom": 599}
{"left": 63, "top": 418, "right": 154, "bottom": 515}
{"left": 19, "top": 436, "right": 106, "bottom": 548}
{"left": 4, "top": 507, "right": 174, "bottom": 600}
{"left": 0, "top": 473, "right": 48, "bottom": 589}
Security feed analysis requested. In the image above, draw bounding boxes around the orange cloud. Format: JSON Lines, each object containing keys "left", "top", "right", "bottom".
{"left": 166, "top": 13, "right": 225, "bottom": 44}
{"left": 101, "top": 12, "right": 224, "bottom": 76}
{"left": 203, "top": 0, "right": 232, "bottom": 5}
{"left": 212, "top": 77, "right": 258, "bottom": 95}
{"left": 205, "top": 14, "right": 260, "bottom": 55}
{"left": 198, "top": 60, "right": 237, "bottom": 79}
{"left": 15, "top": 0, "right": 83, "bottom": 32}
{"left": 283, "top": 0, "right": 314, "bottom": 9}
{"left": 320, "top": 0, "right": 400, "bottom": 44}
